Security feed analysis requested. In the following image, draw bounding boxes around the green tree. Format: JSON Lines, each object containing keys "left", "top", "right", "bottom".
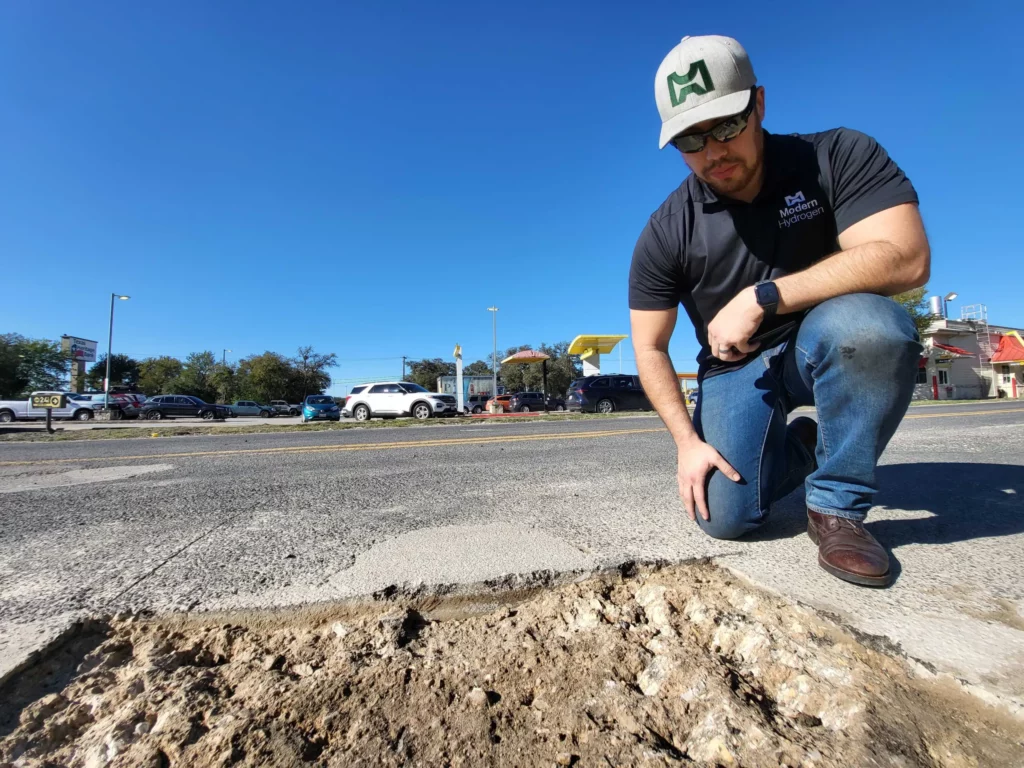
{"left": 463, "top": 359, "right": 492, "bottom": 376}
{"left": 292, "top": 346, "right": 337, "bottom": 398}
{"left": 86, "top": 353, "right": 141, "bottom": 391}
{"left": 172, "top": 351, "right": 219, "bottom": 402}
{"left": 137, "top": 356, "right": 183, "bottom": 396}
{"left": 539, "top": 341, "right": 582, "bottom": 396}
{"left": 0, "top": 333, "right": 70, "bottom": 398}
{"left": 210, "top": 363, "right": 238, "bottom": 404}
{"left": 406, "top": 358, "right": 455, "bottom": 391}
{"left": 235, "top": 352, "right": 293, "bottom": 403}
{"left": 892, "top": 287, "right": 931, "bottom": 335}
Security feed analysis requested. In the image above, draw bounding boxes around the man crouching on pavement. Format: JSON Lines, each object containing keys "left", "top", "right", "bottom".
{"left": 629, "top": 35, "right": 928, "bottom": 587}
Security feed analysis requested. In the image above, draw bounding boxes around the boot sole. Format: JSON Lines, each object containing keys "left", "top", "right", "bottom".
{"left": 808, "top": 522, "right": 892, "bottom": 588}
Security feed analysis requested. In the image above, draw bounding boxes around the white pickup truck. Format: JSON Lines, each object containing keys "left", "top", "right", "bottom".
{"left": 0, "top": 395, "right": 96, "bottom": 423}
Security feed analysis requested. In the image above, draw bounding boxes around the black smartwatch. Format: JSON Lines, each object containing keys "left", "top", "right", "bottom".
{"left": 754, "top": 280, "right": 780, "bottom": 318}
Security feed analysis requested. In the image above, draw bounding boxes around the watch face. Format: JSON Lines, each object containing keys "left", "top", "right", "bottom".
{"left": 756, "top": 282, "right": 779, "bottom": 306}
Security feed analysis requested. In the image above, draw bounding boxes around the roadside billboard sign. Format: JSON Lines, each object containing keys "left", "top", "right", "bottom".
{"left": 61, "top": 335, "right": 98, "bottom": 363}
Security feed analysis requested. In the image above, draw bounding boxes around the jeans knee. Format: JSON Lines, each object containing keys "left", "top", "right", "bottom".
{"left": 695, "top": 512, "right": 758, "bottom": 540}
{"left": 693, "top": 477, "right": 763, "bottom": 540}
{"left": 805, "top": 294, "right": 921, "bottom": 363}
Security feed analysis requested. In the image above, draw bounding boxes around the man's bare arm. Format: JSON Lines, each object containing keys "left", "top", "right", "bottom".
{"left": 631, "top": 307, "right": 694, "bottom": 445}
{"left": 632, "top": 306, "right": 741, "bottom": 521}
{"left": 775, "top": 203, "right": 930, "bottom": 313}
{"left": 708, "top": 203, "right": 930, "bottom": 362}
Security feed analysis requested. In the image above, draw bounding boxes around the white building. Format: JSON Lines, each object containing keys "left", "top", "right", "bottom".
{"left": 916, "top": 303, "right": 1024, "bottom": 400}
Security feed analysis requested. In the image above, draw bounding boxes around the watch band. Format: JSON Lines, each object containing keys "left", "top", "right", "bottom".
{"left": 754, "top": 280, "right": 779, "bottom": 317}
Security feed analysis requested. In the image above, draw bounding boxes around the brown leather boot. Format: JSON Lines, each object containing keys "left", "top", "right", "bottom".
{"left": 807, "top": 510, "right": 891, "bottom": 587}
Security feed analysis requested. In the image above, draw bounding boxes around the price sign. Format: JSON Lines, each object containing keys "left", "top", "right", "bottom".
{"left": 31, "top": 393, "right": 67, "bottom": 409}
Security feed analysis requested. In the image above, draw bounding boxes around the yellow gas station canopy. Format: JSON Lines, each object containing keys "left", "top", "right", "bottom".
{"left": 501, "top": 349, "right": 552, "bottom": 366}
{"left": 568, "top": 335, "right": 628, "bottom": 361}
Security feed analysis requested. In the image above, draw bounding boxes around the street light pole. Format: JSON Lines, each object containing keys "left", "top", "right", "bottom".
{"left": 943, "top": 291, "right": 958, "bottom": 319}
{"left": 105, "top": 294, "right": 130, "bottom": 407}
{"left": 487, "top": 306, "right": 499, "bottom": 397}
{"left": 223, "top": 349, "right": 231, "bottom": 365}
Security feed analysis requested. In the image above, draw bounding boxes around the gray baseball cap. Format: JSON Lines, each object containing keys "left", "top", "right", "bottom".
{"left": 655, "top": 35, "right": 757, "bottom": 149}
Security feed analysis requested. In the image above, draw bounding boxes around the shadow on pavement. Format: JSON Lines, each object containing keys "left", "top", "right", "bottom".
{"left": 0, "top": 623, "right": 110, "bottom": 740}
{"left": 751, "top": 463, "right": 1024, "bottom": 548}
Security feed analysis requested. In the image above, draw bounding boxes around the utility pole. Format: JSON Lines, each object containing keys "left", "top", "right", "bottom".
{"left": 402, "top": 356, "right": 408, "bottom": 381}
{"left": 487, "top": 306, "right": 499, "bottom": 397}
{"left": 105, "top": 293, "right": 130, "bottom": 407}
{"left": 222, "top": 349, "right": 231, "bottom": 365}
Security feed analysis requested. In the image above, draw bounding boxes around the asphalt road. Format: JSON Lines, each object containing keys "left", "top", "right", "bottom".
{"left": 2, "top": 401, "right": 1023, "bottom": 708}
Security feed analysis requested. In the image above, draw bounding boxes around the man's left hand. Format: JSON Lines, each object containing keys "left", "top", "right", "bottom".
{"left": 707, "top": 287, "right": 765, "bottom": 362}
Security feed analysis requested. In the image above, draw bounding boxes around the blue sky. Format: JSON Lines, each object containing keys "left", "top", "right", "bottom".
{"left": 2, "top": 1, "right": 1021, "bottom": 394}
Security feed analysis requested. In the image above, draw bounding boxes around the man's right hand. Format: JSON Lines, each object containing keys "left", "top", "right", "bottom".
{"left": 677, "top": 439, "right": 741, "bottom": 522}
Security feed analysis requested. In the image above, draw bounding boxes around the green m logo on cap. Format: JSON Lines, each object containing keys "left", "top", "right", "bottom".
{"left": 667, "top": 59, "right": 715, "bottom": 107}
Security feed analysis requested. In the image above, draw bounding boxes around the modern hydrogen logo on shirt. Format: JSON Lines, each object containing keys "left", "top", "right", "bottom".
{"left": 778, "top": 190, "right": 823, "bottom": 229}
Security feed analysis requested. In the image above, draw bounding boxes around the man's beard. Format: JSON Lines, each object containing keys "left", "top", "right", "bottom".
{"left": 698, "top": 122, "right": 764, "bottom": 198}
{"left": 701, "top": 157, "right": 760, "bottom": 197}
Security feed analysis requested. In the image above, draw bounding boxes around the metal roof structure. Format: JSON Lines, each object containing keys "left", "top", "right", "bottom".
{"left": 567, "top": 335, "right": 628, "bottom": 361}
{"left": 501, "top": 350, "right": 552, "bottom": 365}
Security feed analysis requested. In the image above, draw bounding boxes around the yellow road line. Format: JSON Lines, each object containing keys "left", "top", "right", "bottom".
{"left": 0, "top": 427, "right": 668, "bottom": 467}
{"left": 903, "top": 407, "right": 1024, "bottom": 420}
{"left": 2, "top": 407, "right": 1020, "bottom": 468}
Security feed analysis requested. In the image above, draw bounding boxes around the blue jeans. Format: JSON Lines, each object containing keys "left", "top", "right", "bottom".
{"left": 693, "top": 293, "right": 922, "bottom": 539}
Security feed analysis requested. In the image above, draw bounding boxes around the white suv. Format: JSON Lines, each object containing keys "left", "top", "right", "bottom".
{"left": 343, "top": 382, "right": 459, "bottom": 421}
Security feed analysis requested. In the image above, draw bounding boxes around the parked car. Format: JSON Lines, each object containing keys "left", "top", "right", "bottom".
{"left": 343, "top": 382, "right": 459, "bottom": 421}
{"left": 484, "top": 394, "right": 514, "bottom": 413}
{"left": 0, "top": 394, "right": 97, "bottom": 423}
{"left": 229, "top": 400, "right": 275, "bottom": 418}
{"left": 565, "top": 375, "right": 652, "bottom": 414}
{"left": 270, "top": 400, "right": 301, "bottom": 416}
{"left": 108, "top": 390, "right": 147, "bottom": 408}
{"left": 507, "top": 392, "right": 567, "bottom": 412}
{"left": 302, "top": 394, "right": 341, "bottom": 422}
{"left": 141, "top": 395, "right": 230, "bottom": 421}
{"left": 463, "top": 395, "right": 491, "bottom": 415}
{"left": 69, "top": 393, "right": 140, "bottom": 420}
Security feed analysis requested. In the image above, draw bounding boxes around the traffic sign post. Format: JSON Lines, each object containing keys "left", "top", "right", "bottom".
{"left": 30, "top": 392, "right": 66, "bottom": 434}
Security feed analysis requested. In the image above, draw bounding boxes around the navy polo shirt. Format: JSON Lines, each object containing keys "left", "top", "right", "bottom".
{"left": 628, "top": 128, "right": 919, "bottom": 379}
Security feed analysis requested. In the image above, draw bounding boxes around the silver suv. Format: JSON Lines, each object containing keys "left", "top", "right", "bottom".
{"left": 343, "top": 382, "right": 459, "bottom": 421}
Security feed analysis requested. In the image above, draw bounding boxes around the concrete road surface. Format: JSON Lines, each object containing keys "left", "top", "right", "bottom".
{"left": 1, "top": 401, "right": 1022, "bottom": 711}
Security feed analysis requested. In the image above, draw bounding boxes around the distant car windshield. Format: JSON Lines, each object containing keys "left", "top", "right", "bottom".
{"left": 401, "top": 383, "right": 429, "bottom": 393}
{"left": 307, "top": 396, "right": 334, "bottom": 404}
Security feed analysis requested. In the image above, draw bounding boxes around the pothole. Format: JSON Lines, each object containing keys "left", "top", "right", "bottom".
{"left": 1, "top": 562, "right": 1021, "bottom": 767}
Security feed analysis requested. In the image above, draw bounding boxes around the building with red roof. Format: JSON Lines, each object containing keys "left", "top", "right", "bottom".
{"left": 917, "top": 301, "right": 1023, "bottom": 400}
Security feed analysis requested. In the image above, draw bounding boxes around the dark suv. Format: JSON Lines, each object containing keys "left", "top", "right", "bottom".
{"left": 464, "top": 395, "right": 490, "bottom": 415}
{"left": 508, "top": 392, "right": 566, "bottom": 412}
{"left": 142, "top": 395, "right": 230, "bottom": 421}
{"left": 565, "top": 375, "right": 651, "bottom": 414}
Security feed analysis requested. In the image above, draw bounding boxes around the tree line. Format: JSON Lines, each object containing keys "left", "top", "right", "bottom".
{"left": 0, "top": 334, "right": 336, "bottom": 404}
{"left": 4, "top": 295, "right": 928, "bottom": 402}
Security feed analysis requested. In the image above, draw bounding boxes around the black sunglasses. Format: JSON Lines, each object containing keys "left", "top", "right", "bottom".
{"left": 671, "top": 87, "right": 757, "bottom": 154}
